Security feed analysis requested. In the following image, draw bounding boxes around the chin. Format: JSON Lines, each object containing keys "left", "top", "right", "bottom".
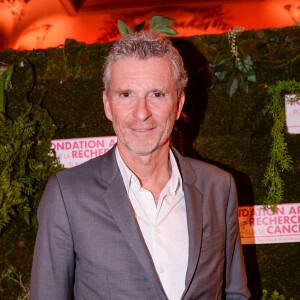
{"left": 118, "top": 134, "right": 170, "bottom": 156}
{"left": 126, "top": 138, "right": 171, "bottom": 156}
{"left": 128, "top": 144, "right": 158, "bottom": 156}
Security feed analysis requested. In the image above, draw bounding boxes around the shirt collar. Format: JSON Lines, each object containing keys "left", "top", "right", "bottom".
{"left": 115, "top": 147, "right": 133, "bottom": 193}
{"left": 115, "top": 147, "right": 182, "bottom": 196}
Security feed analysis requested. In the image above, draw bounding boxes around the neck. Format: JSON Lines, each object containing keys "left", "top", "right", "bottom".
{"left": 117, "top": 143, "right": 172, "bottom": 204}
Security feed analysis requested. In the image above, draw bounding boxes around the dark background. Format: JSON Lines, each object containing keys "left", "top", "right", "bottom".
{"left": 0, "top": 26, "right": 299, "bottom": 299}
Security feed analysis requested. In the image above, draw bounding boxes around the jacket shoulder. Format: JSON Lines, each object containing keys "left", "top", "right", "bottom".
{"left": 185, "top": 157, "right": 230, "bottom": 178}
{"left": 54, "top": 147, "right": 117, "bottom": 185}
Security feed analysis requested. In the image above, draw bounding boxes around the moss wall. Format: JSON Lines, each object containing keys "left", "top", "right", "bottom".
{"left": 0, "top": 26, "right": 299, "bottom": 299}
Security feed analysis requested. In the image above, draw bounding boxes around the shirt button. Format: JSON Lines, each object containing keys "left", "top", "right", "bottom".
{"left": 159, "top": 267, "right": 164, "bottom": 273}
{"left": 155, "top": 228, "right": 161, "bottom": 234}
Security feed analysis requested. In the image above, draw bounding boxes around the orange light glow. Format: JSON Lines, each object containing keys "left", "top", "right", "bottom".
{"left": 0, "top": 0, "right": 298, "bottom": 51}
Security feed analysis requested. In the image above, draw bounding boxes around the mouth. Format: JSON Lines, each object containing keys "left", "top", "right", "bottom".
{"left": 133, "top": 128, "right": 152, "bottom": 131}
{"left": 130, "top": 127, "right": 155, "bottom": 134}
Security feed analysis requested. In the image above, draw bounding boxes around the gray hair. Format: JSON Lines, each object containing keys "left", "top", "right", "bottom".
{"left": 103, "top": 30, "right": 188, "bottom": 96}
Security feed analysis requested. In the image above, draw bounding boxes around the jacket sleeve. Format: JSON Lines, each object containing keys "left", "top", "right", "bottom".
{"left": 224, "top": 174, "right": 250, "bottom": 299}
{"left": 30, "top": 175, "right": 75, "bottom": 300}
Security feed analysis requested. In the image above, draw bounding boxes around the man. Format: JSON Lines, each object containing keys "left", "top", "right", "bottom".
{"left": 30, "top": 31, "right": 250, "bottom": 299}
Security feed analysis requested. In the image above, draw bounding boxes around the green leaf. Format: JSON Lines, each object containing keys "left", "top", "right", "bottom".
{"left": 270, "top": 36, "right": 279, "bottom": 43}
{"left": 22, "top": 205, "right": 31, "bottom": 225}
{"left": 150, "top": 16, "right": 174, "bottom": 29}
{"left": 149, "top": 15, "right": 177, "bottom": 35}
{"left": 227, "top": 69, "right": 239, "bottom": 98}
{"left": 285, "top": 36, "right": 292, "bottom": 43}
{"left": 239, "top": 53, "right": 253, "bottom": 66}
{"left": 246, "top": 71, "right": 256, "bottom": 82}
{"left": 215, "top": 71, "right": 228, "bottom": 81}
{"left": 118, "top": 19, "right": 133, "bottom": 36}
{"left": 215, "top": 56, "right": 233, "bottom": 81}
{"left": 214, "top": 63, "right": 227, "bottom": 73}
{"left": 4, "top": 65, "right": 13, "bottom": 90}
{"left": 155, "top": 26, "right": 178, "bottom": 36}
{"left": 134, "top": 21, "right": 145, "bottom": 32}
{"left": 241, "top": 65, "right": 256, "bottom": 82}
{"left": 238, "top": 76, "right": 248, "bottom": 93}
{"left": 150, "top": 15, "right": 164, "bottom": 28}
{"left": 0, "top": 64, "right": 13, "bottom": 114}
{"left": 217, "top": 55, "right": 233, "bottom": 67}
{"left": 238, "top": 53, "right": 254, "bottom": 74}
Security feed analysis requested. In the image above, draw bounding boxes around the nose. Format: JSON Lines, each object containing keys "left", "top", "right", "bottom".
{"left": 132, "top": 97, "right": 152, "bottom": 121}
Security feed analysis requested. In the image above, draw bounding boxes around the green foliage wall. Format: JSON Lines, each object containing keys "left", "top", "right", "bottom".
{"left": 0, "top": 26, "right": 299, "bottom": 299}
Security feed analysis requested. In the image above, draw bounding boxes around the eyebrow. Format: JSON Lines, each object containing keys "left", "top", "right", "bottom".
{"left": 114, "top": 89, "right": 132, "bottom": 94}
{"left": 113, "top": 88, "right": 170, "bottom": 96}
{"left": 150, "top": 88, "right": 167, "bottom": 94}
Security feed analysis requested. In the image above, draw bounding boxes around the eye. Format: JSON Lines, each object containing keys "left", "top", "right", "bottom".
{"left": 150, "top": 91, "right": 165, "bottom": 99}
{"left": 154, "top": 92, "right": 162, "bottom": 97}
{"left": 121, "top": 92, "right": 130, "bottom": 97}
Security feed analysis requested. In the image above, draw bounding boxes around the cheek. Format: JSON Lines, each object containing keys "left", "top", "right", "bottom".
{"left": 159, "top": 110, "right": 177, "bottom": 132}
{"left": 111, "top": 109, "right": 130, "bottom": 127}
{"left": 169, "top": 105, "right": 179, "bottom": 121}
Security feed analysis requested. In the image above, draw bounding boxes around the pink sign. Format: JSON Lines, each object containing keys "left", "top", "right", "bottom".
{"left": 238, "top": 204, "right": 300, "bottom": 244}
{"left": 285, "top": 94, "right": 300, "bottom": 134}
{"left": 51, "top": 136, "right": 117, "bottom": 168}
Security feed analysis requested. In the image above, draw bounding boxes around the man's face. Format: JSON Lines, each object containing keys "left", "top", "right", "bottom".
{"left": 103, "top": 56, "right": 185, "bottom": 157}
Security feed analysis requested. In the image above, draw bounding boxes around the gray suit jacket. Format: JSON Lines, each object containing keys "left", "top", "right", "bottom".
{"left": 30, "top": 146, "right": 250, "bottom": 299}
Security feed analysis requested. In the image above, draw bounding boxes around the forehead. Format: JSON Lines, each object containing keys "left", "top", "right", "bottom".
{"left": 109, "top": 56, "right": 176, "bottom": 89}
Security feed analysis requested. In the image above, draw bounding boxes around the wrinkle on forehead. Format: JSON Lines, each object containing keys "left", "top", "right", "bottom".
{"left": 109, "top": 57, "right": 177, "bottom": 96}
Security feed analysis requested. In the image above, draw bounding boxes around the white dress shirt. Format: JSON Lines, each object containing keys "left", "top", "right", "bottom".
{"left": 115, "top": 148, "right": 189, "bottom": 300}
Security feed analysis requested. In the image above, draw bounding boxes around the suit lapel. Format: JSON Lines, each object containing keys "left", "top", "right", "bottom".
{"left": 101, "top": 147, "right": 168, "bottom": 299}
{"left": 100, "top": 146, "right": 203, "bottom": 299}
{"left": 172, "top": 148, "right": 203, "bottom": 297}
{"left": 183, "top": 181, "right": 203, "bottom": 294}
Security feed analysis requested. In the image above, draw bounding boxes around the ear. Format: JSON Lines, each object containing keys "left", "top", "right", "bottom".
{"left": 103, "top": 90, "right": 113, "bottom": 121}
{"left": 175, "top": 91, "right": 185, "bottom": 120}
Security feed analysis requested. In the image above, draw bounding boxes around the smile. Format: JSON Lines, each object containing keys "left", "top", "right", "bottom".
{"left": 131, "top": 128, "right": 154, "bottom": 133}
